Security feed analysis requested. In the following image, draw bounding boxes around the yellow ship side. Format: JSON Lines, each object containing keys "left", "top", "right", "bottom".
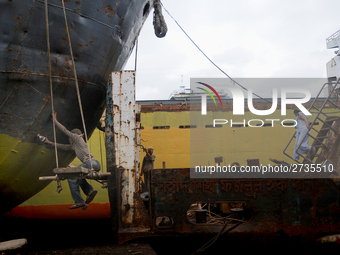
{"left": 5, "top": 102, "right": 334, "bottom": 219}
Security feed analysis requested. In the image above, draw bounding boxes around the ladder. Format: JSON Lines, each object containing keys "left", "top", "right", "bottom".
{"left": 303, "top": 117, "right": 340, "bottom": 164}
{"left": 283, "top": 79, "right": 340, "bottom": 165}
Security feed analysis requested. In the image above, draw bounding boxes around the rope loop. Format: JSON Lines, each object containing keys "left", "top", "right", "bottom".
{"left": 153, "top": 0, "right": 167, "bottom": 38}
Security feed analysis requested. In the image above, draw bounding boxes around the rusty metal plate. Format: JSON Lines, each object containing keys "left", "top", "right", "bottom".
{"left": 147, "top": 168, "right": 340, "bottom": 241}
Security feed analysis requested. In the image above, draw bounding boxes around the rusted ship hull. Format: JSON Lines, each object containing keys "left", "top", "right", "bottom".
{"left": 0, "top": 0, "right": 152, "bottom": 214}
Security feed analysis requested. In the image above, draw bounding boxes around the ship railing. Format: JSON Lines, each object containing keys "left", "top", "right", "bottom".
{"left": 283, "top": 78, "right": 340, "bottom": 164}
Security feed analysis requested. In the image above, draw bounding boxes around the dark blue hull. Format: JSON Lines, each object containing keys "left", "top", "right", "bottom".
{"left": 0, "top": 0, "right": 152, "bottom": 214}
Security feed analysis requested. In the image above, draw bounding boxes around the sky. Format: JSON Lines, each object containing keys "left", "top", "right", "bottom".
{"left": 124, "top": 0, "right": 340, "bottom": 100}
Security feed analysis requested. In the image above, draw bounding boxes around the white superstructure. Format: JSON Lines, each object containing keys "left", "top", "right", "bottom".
{"left": 326, "top": 30, "right": 340, "bottom": 83}
{"left": 169, "top": 85, "right": 229, "bottom": 100}
{"left": 326, "top": 29, "right": 340, "bottom": 96}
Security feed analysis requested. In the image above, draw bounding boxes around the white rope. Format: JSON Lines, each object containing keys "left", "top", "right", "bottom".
{"left": 61, "top": 0, "right": 93, "bottom": 169}
{"left": 44, "top": 0, "right": 59, "bottom": 168}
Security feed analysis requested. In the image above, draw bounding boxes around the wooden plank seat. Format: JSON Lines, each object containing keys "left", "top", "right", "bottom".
{"left": 39, "top": 167, "right": 111, "bottom": 181}
{"left": 53, "top": 166, "right": 91, "bottom": 174}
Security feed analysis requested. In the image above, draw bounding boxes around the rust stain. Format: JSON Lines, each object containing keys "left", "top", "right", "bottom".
{"left": 58, "top": 66, "right": 65, "bottom": 77}
{"left": 76, "top": 42, "right": 88, "bottom": 47}
{"left": 64, "top": 57, "right": 71, "bottom": 70}
{"left": 75, "top": 1, "right": 80, "bottom": 5}
{"left": 51, "top": 56, "right": 59, "bottom": 74}
{"left": 102, "top": 3, "right": 115, "bottom": 18}
{"left": 90, "top": 35, "right": 97, "bottom": 45}
{"left": 140, "top": 100, "right": 340, "bottom": 114}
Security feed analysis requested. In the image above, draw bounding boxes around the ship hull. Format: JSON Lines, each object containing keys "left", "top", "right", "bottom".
{"left": 0, "top": 0, "right": 152, "bottom": 214}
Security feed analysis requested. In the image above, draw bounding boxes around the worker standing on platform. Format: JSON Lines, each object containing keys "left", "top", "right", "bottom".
{"left": 43, "top": 112, "right": 99, "bottom": 210}
{"left": 293, "top": 109, "right": 316, "bottom": 161}
{"left": 141, "top": 147, "right": 155, "bottom": 191}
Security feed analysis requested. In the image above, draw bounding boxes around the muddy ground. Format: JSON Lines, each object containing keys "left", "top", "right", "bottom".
{"left": 0, "top": 217, "right": 156, "bottom": 255}
{"left": 1, "top": 216, "right": 339, "bottom": 254}
{"left": 0, "top": 217, "right": 215, "bottom": 255}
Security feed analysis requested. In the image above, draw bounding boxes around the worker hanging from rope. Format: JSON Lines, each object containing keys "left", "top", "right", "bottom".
{"left": 42, "top": 112, "right": 100, "bottom": 210}
{"left": 41, "top": 0, "right": 102, "bottom": 209}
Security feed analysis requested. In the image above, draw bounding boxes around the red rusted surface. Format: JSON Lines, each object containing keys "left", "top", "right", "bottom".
{"left": 107, "top": 71, "right": 148, "bottom": 232}
{"left": 118, "top": 168, "right": 340, "bottom": 244}
{"left": 139, "top": 99, "right": 340, "bottom": 113}
{"left": 115, "top": 99, "right": 340, "bottom": 244}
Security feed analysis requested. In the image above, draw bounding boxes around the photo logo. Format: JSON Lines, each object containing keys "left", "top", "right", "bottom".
{"left": 189, "top": 78, "right": 328, "bottom": 180}
{"left": 197, "top": 82, "right": 311, "bottom": 116}
{"left": 196, "top": 82, "right": 223, "bottom": 108}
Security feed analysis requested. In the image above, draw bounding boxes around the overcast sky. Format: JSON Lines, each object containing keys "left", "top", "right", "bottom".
{"left": 124, "top": 0, "right": 340, "bottom": 100}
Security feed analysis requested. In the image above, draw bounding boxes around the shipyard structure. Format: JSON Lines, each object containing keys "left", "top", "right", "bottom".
{"left": 2, "top": 14, "right": 340, "bottom": 248}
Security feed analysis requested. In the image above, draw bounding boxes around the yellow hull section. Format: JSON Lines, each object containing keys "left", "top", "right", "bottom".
{"left": 7, "top": 106, "right": 331, "bottom": 218}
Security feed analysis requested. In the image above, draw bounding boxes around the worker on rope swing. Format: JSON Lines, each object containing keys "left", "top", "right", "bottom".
{"left": 43, "top": 112, "right": 99, "bottom": 210}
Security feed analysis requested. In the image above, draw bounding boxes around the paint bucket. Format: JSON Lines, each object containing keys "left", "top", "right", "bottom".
{"left": 195, "top": 209, "right": 207, "bottom": 223}
{"left": 230, "top": 208, "right": 243, "bottom": 220}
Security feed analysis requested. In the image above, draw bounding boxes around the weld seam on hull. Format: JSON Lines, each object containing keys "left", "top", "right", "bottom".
{"left": 35, "top": 0, "right": 115, "bottom": 30}
{"left": 0, "top": 70, "right": 106, "bottom": 94}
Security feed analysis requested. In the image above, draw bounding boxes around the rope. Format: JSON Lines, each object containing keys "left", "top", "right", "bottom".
{"left": 45, "top": 0, "right": 62, "bottom": 192}
{"left": 160, "top": 2, "right": 271, "bottom": 103}
{"left": 134, "top": 40, "right": 138, "bottom": 73}
{"left": 153, "top": 0, "right": 167, "bottom": 38}
{"left": 44, "top": 0, "right": 58, "bottom": 168}
{"left": 191, "top": 221, "right": 242, "bottom": 255}
{"left": 61, "top": 0, "right": 93, "bottom": 169}
{"left": 99, "top": 129, "right": 104, "bottom": 173}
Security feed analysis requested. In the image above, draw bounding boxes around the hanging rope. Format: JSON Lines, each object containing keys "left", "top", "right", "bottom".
{"left": 44, "top": 0, "right": 58, "bottom": 167}
{"left": 61, "top": 0, "right": 93, "bottom": 169}
{"left": 153, "top": 0, "right": 167, "bottom": 38}
{"left": 160, "top": 2, "right": 271, "bottom": 103}
{"left": 45, "top": 0, "right": 62, "bottom": 192}
{"left": 134, "top": 40, "right": 138, "bottom": 72}
{"left": 99, "top": 129, "right": 104, "bottom": 173}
